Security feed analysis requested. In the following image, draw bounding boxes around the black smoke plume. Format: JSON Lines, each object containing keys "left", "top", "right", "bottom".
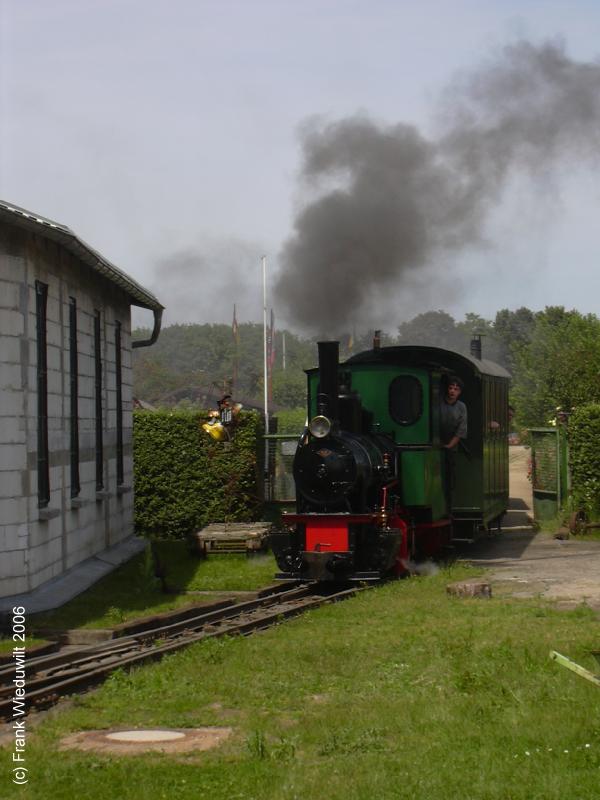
{"left": 274, "top": 40, "right": 600, "bottom": 333}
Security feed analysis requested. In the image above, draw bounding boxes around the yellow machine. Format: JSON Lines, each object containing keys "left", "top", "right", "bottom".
{"left": 202, "top": 410, "right": 229, "bottom": 442}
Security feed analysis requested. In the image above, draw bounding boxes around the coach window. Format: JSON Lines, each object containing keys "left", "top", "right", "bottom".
{"left": 389, "top": 376, "right": 423, "bottom": 426}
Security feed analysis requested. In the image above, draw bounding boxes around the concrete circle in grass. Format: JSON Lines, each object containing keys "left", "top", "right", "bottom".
{"left": 106, "top": 730, "right": 186, "bottom": 743}
{"left": 60, "top": 727, "right": 233, "bottom": 754}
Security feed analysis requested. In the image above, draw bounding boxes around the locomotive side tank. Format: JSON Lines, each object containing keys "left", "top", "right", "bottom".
{"left": 270, "top": 338, "right": 510, "bottom": 582}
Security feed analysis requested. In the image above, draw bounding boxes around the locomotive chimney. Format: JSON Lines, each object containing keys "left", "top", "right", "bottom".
{"left": 470, "top": 334, "right": 482, "bottom": 360}
{"left": 373, "top": 330, "right": 381, "bottom": 350}
{"left": 317, "top": 341, "right": 339, "bottom": 421}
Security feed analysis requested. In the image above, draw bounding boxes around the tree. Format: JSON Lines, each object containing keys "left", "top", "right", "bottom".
{"left": 397, "top": 310, "right": 503, "bottom": 361}
{"left": 397, "top": 311, "right": 463, "bottom": 350}
{"left": 132, "top": 322, "right": 317, "bottom": 407}
{"left": 511, "top": 307, "right": 600, "bottom": 427}
{"left": 493, "top": 307, "right": 536, "bottom": 371}
{"left": 456, "top": 313, "right": 503, "bottom": 363}
{"left": 272, "top": 370, "right": 307, "bottom": 408}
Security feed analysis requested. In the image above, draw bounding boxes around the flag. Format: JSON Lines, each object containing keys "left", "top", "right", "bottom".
{"left": 268, "top": 309, "right": 276, "bottom": 369}
{"left": 232, "top": 304, "right": 240, "bottom": 345}
{"left": 282, "top": 330, "right": 286, "bottom": 370}
{"left": 232, "top": 304, "right": 239, "bottom": 391}
{"left": 267, "top": 309, "right": 275, "bottom": 401}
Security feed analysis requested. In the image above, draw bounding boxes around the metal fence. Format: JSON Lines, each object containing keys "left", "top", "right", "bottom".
{"left": 529, "top": 426, "right": 569, "bottom": 520}
{"left": 263, "top": 434, "right": 298, "bottom": 504}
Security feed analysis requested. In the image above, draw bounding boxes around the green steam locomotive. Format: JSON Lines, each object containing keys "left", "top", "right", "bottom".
{"left": 270, "top": 336, "right": 510, "bottom": 581}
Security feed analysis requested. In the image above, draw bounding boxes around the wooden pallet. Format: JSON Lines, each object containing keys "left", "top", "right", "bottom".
{"left": 191, "top": 522, "right": 273, "bottom": 556}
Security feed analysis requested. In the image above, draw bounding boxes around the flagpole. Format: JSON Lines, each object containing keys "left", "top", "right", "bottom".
{"left": 262, "top": 255, "right": 269, "bottom": 437}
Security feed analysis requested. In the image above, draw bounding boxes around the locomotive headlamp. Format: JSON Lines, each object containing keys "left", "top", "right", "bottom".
{"left": 309, "top": 415, "right": 332, "bottom": 438}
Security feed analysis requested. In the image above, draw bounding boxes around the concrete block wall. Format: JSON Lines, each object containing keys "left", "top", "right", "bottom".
{"left": 0, "top": 243, "right": 29, "bottom": 597}
{"left": 0, "top": 223, "right": 136, "bottom": 598}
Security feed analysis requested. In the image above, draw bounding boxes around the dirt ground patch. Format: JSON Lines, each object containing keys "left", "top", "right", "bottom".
{"left": 466, "top": 532, "right": 600, "bottom": 610}
{"left": 59, "top": 727, "right": 233, "bottom": 755}
{"left": 461, "top": 446, "right": 600, "bottom": 610}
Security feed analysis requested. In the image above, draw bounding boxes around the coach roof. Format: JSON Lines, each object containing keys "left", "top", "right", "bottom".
{"left": 344, "top": 345, "right": 511, "bottom": 379}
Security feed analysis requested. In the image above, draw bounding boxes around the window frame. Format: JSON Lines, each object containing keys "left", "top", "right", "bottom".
{"left": 94, "top": 309, "right": 104, "bottom": 491}
{"left": 388, "top": 374, "right": 424, "bottom": 427}
{"left": 69, "top": 297, "right": 81, "bottom": 498}
{"left": 35, "top": 280, "right": 50, "bottom": 508}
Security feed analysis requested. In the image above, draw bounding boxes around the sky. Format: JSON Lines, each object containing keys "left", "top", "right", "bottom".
{"left": 1, "top": 0, "right": 599, "bottom": 334}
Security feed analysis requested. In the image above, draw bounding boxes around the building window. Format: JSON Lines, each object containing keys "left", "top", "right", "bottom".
{"left": 35, "top": 280, "right": 50, "bottom": 508}
{"left": 389, "top": 375, "right": 423, "bottom": 426}
{"left": 94, "top": 310, "right": 103, "bottom": 491}
{"left": 115, "top": 320, "right": 124, "bottom": 485}
{"left": 69, "top": 297, "right": 80, "bottom": 498}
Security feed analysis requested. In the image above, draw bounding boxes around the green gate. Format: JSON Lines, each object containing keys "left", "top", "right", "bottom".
{"left": 529, "top": 427, "right": 569, "bottom": 520}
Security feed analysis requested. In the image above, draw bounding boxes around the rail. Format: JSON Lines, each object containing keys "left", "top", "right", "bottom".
{"left": 0, "top": 581, "right": 370, "bottom": 720}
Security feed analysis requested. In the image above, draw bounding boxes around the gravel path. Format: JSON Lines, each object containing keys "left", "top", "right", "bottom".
{"left": 463, "top": 446, "right": 600, "bottom": 610}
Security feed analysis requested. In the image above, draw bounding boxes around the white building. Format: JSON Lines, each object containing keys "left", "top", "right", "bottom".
{"left": 0, "top": 200, "right": 163, "bottom": 605}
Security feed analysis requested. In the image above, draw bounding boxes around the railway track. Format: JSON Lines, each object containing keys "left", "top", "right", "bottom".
{"left": 0, "top": 582, "right": 366, "bottom": 720}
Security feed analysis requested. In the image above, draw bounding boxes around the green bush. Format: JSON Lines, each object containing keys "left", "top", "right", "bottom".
{"left": 133, "top": 410, "right": 264, "bottom": 538}
{"left": 568, "top": 404, "right": 600, "bottom": 517}
{"left": 273, "top": 407, "right": 307, "bottom": 434}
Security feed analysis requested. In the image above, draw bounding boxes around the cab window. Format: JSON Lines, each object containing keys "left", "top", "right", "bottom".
{"left": 389, "top": 376, "right": 422, "bottom": 426}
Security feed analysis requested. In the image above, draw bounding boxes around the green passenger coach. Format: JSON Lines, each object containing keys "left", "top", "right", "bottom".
{"left": 338, "top": 344, "right": 510, "bottom": 539}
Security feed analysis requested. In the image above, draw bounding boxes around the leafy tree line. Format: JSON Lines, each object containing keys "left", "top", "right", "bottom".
{"left": 510, "top": 309, "right": 600, "bottom": 428}
{"left": 132, "top": 322, "right": 317, "bottom": 409}
{"left": 133, "top": 307, "right": 600, "bottom": 430}
{"left": 400, "top": 308, "right": 600, "bottom": 429}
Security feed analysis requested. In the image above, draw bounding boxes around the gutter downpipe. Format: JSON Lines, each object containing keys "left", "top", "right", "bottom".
{"left": 132, "top": 308, "right": 163, "bottom": 349}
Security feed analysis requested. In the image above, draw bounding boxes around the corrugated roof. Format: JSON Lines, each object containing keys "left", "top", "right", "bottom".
{"left": 0, "top": 200, "right": 163, "bottom": 311}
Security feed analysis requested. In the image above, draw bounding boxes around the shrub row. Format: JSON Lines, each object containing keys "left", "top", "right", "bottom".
{"left": 273, "top": 407, "right": 307, "bottom": 434}
{"left": 568, "top": 404, "right": 600, "bottom": 517}
{"left": 133, "top": 410, "right": 264, "bottom": 538}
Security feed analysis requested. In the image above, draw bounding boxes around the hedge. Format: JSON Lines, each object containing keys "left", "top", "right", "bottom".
{"left": 133, "top": 410, "right": 264, "bottom": 538}
{"left": 568, "top": 404, "right": 600, "bottom": 517}
{"left": 274, "top": 407, "right": 307, "bottom": 434}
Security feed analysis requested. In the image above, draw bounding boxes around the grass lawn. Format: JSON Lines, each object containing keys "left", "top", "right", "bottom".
{"left": 5, "top": 564, "right": 600, "bottom": 799}
{"left": 0, "top": 637, "right": 48, "bottom": 656}
{"left": 30, "top": 542, "right": 278, "bottom": 631}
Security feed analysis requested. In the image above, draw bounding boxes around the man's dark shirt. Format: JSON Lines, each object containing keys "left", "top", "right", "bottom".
{"left": 440, "top": 398, "right": 467, "bottom": 446}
